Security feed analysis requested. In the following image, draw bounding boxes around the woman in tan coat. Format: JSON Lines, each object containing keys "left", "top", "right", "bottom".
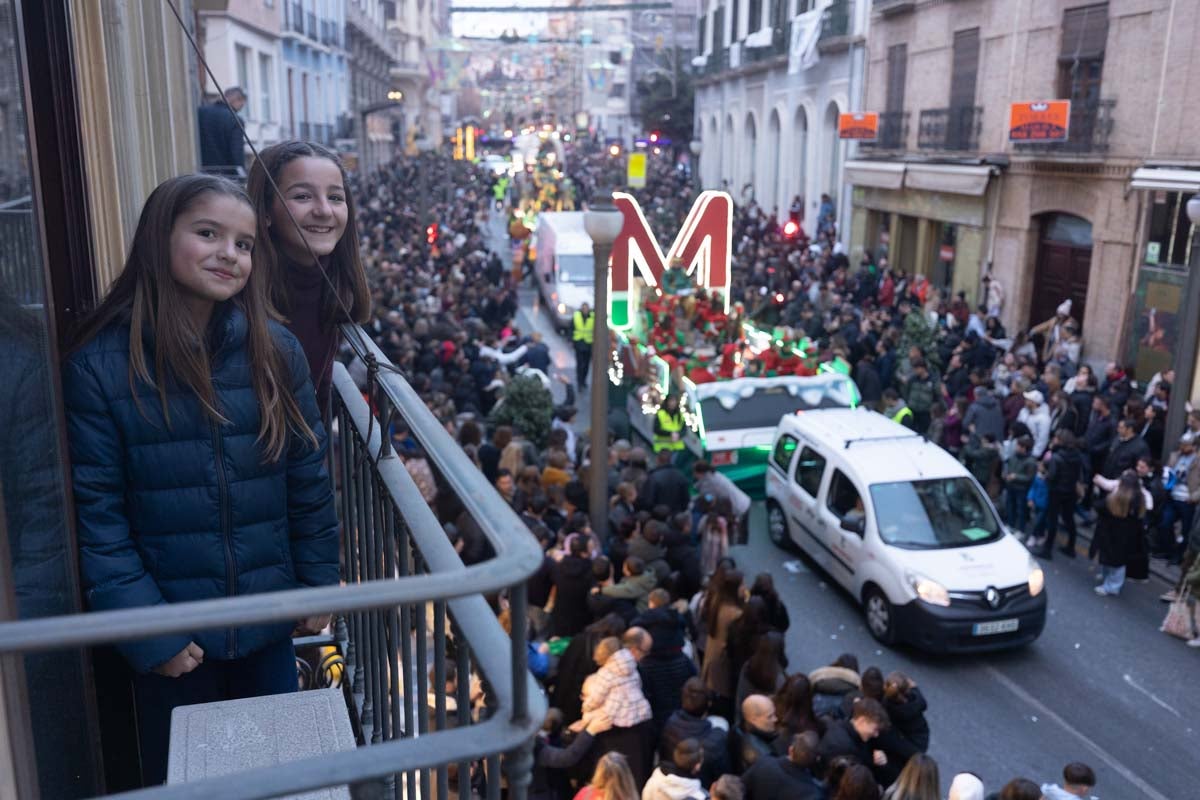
{"left": 699, "top": 568, "right": 744, "bottom": 719}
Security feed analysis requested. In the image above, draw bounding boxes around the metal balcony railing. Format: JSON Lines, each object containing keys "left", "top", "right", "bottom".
{"left": 862, "top": 109, "right": 909, "bottom": 150}
{"left": 917, "top": 106, "right": 983, "bottom": 152}
{"left": 0, "top": 324, "right": 546, "bottom": 799}
{"left": 1013, "top": 98, "right": 1116, "bottom": 155}
{"left": 820, "top": 0, "right": 852, "bottom": 39}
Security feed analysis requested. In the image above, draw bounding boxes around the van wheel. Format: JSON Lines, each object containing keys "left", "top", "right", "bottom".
{"left": 766, "top": 502, "right": 791, "bottom": 550}
{"left": 864, "top": 587, "right": 897, "bottom": 645}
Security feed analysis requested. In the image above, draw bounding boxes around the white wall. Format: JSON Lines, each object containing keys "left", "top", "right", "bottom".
{"left": 201, "top": 15, "right": 284, "bottom": 148}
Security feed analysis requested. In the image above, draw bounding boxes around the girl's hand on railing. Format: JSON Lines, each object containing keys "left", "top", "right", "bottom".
{"left": 153, "top": 642, "right": 204, "bottom": 678}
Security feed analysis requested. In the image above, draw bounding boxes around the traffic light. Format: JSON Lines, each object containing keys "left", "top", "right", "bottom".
{"left": 782, "top": 219, "right": 800, "bottom": 239}
{"left": 426, "top": 223, "right": 439, "bottom": 245}
{"left": 649, "top": 131, "right": 659, "bottom": 143}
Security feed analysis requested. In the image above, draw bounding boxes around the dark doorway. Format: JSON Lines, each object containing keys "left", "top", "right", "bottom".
{"left": 1031, "top": 213, "right": 1092, "bottom": 329}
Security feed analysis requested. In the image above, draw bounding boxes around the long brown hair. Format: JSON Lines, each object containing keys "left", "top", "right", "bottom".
{"left": 70, "top": 173, "right": 315, "bottom": 462}
{"left": 587, "top": 752, "right": 638, "bottom": 800}
{"left": 1106, "top": 470, "right": 1145, "bottom": 518}
{"left": 246, "top": 140, "right": 371, "bottom": 325}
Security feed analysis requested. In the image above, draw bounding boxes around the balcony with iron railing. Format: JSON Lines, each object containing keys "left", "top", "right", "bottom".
{"left": 821, "top": 0, "right": 853, "bottom": 39}
{"left": 862, "top": 109, "right": 909, "bottom": 151}
{"left": 0, "top": 324, "right": 547, "bottom": 798}
{"left": 917, "top": 106, "right": 983, "bottom": 152}
{"left": 1013, "top": 99, "right": 1116, "bottom": 156}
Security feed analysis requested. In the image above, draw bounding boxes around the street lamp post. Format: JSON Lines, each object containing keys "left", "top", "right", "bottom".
{"left": 689, "top": 138, "right": 702, "bottom": 197}
{"left": 1164, "top": 195, "right": 1200, "bottom": 452}
{"left": 584, "top": 190, "right": 625, "bottom": 540}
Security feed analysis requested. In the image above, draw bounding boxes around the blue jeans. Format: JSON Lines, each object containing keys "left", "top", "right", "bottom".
{"left": 1157, "top": 499, "right": 1196, "bottom": 558}
{"left": 1004, "top": 487, "right": 1029, "bottom": 533}
{"left": 133, "top": 637, "right": 298, "bottom": 785}
{"left": 1100, "top": 565, "right": 1126, "bottom": 594}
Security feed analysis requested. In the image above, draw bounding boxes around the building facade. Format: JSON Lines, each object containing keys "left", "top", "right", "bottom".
{"left": 346, "top": 0, "right": 397, "bottom": 170}
{"left": 693, "top": 0, "right": 868, "bottom": 226}
{"left": 847, "top": 0, "right": 1200, "bottom": 372}
{"left": 196, "top": 0, "right": 286, "bottom": 158}
{"left": 280, "top": 0, "right": 350, "bottom": 145}
{"left": 386, "top": 0, "right": 439, "bottom": 142}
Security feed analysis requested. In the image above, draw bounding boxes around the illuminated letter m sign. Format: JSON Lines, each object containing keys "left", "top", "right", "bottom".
{"left": 608, "top": 190, "right": 733, "bottom": 330}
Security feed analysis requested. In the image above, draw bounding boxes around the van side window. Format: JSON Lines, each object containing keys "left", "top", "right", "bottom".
{"left": 827, "top": 470, "right": 865, "bottom": 523}
{"left": 772, "top": 435, "right": 798, "bottom": 473}
{"left": 794, "top": 446, "right": 826, "bottom": 498}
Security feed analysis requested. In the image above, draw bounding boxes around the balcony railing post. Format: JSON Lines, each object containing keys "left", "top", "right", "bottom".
{"left": 433, "top": 601, "right": 449, "bottom": 800}
{"left": 396, "top": 509, "right": 417, "bottom": 800}
{"left": 369, "top": 476, "right": 388, "bottom": 745}
{"left": 453, "top": 615, "right": 473, "bottom": 800}
{"left": 415, "top": 555, "right": 431, "bottom": 800}
{"left": 356, "top": 447, "right": 376, "bottom": 735}
{"left": 504, "top": 582, "right": 533, "bottom": 800}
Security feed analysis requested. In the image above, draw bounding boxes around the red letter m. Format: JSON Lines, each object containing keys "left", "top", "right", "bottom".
{"left": 609, "top": 190, "right": 733, "bottom": 330}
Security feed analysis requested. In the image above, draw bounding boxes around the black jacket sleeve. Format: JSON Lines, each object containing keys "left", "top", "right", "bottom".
{"left": 537, "top": 731, "right": 593, "bottom": 768}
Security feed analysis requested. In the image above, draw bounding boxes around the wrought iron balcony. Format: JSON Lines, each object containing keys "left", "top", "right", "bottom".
{"left": 821, "top": 0, "right": 853, "bottom": 39}
{"left": 862, "top": 110, "right": 909, "bottom": 151}
{"left": 1013, "top": 99, "right": 1116, "bottom": 155}
{"left": 743, "top": 27, "right": 788, "bottom": 64}
{"left": 0, "top": 324, "right": 546, "bottom": 799}
{"left": 917, "top": 106, "right": 983, "bottom": 152}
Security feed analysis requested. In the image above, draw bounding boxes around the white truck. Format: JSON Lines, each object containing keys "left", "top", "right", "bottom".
{"left": 534, "top": 211, "right": 595, "bottom": 332}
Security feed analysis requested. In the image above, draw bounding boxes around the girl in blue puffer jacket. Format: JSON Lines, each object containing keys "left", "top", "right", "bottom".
{"left": 62, "top": 174, "right": 339, "bottom": 785}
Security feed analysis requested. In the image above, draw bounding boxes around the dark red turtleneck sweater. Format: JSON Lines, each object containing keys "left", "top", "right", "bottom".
{"left": 283, "top": 258, "right": 337, "bottom": 420}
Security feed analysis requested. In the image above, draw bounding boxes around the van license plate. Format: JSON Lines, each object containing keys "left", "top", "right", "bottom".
{"left": 972, "top": 619, "right": 1019, "bottom": 636}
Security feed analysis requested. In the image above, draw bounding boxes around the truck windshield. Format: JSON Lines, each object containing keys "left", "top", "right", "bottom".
{"left": 698, "top": 379, "right": 854, "bottom": 432}
{"left": 557, "top": 254, "right": 594, "bottom": 284}
{"left": 869, "top": 477, "right": 1002, "bottom": 549}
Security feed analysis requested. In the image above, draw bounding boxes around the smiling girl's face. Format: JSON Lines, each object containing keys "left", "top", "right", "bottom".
{"left": 169, "top": 192, "right": 256, "bottom": 326}
{"left": 269, "top": 156, "right": 348, "bottom": 263}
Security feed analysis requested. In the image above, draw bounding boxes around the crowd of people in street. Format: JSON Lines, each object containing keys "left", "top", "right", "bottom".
{"left": 341, "top": 142, "right": 1140, "bottom": 797}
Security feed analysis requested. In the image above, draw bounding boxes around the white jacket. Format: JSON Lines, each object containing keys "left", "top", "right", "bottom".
{"left": 642, "top": 767, "right": 707, "bottom": 800}
{"left": 1018, "top": 404, "right": 1051, "bottom": 457}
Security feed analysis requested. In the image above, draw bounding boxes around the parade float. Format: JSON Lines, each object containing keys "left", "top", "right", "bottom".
{"left": 607, "top": 190, "right": 860, "bottom": 495}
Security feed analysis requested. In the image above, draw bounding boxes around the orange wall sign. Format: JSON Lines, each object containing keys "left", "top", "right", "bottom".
{"left": 1008, "top": 101, "right": 1071, "bottom": 142}
{"left": 838, "top": 112, "right": 878, "bottom": 141}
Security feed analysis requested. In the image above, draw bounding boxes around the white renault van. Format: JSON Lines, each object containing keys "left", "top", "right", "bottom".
{"left": 765, "top": 408, "right": 1047, "bottom": 652}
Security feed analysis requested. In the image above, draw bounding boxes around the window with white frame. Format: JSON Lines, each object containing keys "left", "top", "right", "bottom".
{"left": 235, "top": 45, "right": 252, "bottom": 117}
{"left": 258, "top": 53, "right": 273, "bottom": 122}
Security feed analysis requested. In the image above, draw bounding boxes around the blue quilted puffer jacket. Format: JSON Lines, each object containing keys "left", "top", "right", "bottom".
{"left": 62, "top": 304, "right": 339, "bottom": 673}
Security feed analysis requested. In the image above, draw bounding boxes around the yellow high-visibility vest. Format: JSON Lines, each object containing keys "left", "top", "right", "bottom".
{"left": 654, "top": 408, "right": 685, "bottom": 452}
{"left": 572, "top": 311, "right": 594, "bottom": 344}
{"left": 892, "top": 405, "right": 914, "bottom": 427}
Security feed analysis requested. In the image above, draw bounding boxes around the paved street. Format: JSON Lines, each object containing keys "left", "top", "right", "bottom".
{"left": 520, "top": 287, "right": 1200, "bottom": 799}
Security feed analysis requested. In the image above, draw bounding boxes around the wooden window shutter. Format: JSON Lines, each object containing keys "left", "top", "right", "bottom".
{"left": 886, "top": 44, "right": 907, "bottom": 112}
{"left": 949, "top": 28, "right": 980, "bottom": 108}
{"left": 1060, "top": 3, "right": 1109, "bottom": 61}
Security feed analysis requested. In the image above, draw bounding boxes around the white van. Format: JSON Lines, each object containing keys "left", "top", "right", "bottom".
{"left": 765, "top": 409, "right": 1047, "bottom": 652}
{"left": 533, "top": 211, "right": 594, "bottom": 331}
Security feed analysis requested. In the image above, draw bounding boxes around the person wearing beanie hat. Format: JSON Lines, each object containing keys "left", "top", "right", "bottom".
{"left": 1018, "top": 389, "right": 1051, "bottom": 458}
{"left": 947, "top": 772, "right": 985, "bottom": 800}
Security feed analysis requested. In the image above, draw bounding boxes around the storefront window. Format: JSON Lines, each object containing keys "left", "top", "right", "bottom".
{"left": 1145, "top": 191, "right": 1196, "bottom": 267}
{"left": 0, "top": 1, "right": 99, "bottom": 795}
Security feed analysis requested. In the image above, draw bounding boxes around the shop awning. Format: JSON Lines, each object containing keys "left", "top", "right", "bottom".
{"left": 903, "top": 163, "right": 992, "bottom": 196}
{"left": 844, "top": 160, "right": 905, "bottom": 190}
{"left": 1130, "top": 167, "right": 1200, "bottom": 193}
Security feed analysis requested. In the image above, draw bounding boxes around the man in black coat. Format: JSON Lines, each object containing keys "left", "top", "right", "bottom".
{"left": 730, "top": 694, "right": 779, "bottom": 772}
{"left": 549, "top": 536, "right": 594, "bottom": 637}
{"left": 1037, "top": 430, "right": 1085, "bottom": 560}
{"left": 660, "top": 677, "right": 731, "bottom": 787}
{"left": 741, "top": 731, "right": 825, "bottom": 800}
{"left": 628, "top": 611, "right": 695, "bottom": 735}
{"left": 638, "top": 449, "right": 692, "bottom": 514}
{"left": 853, "top": 350, "right": 883, "bottom": 410}
{"left": 1102, "top": 417, "right": 1150, "bottom": 479}
{"left": 817, "top": 697, "right": 887, "bottom": 767}
{"left": 197, "top": 87, "right": 247, "bottom": 171}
